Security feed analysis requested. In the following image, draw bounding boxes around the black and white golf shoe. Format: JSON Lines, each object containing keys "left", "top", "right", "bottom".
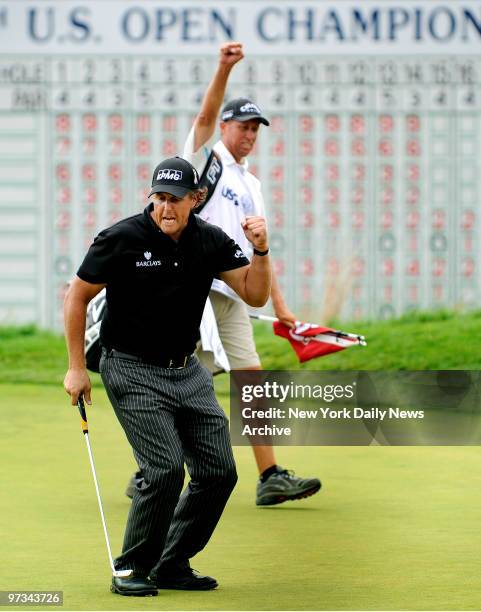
{"left": 256, "top": 467, "right": 321, "bottom": 506}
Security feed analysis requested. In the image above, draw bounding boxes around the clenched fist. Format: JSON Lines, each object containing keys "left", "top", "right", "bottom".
{"left": 241, "top": 216, "right": 268, "bottom": 252}
{"left": 219, "top": 42, "right": 244, "bottom": 67}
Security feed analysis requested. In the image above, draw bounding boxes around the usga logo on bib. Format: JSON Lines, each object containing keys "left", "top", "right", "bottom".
{"left": 157, "top": 169, "right": 182, "bottom": 181}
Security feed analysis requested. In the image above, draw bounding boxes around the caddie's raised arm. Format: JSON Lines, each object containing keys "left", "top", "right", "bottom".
{"left": 220, "top": 215, "right": 271, "bottom": 307}
{"left": 192, "top": 41, "right": 244, "bottom": 152}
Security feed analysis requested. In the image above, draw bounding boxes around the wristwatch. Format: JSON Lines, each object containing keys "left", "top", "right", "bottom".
{"left": 253, "top": 247, "right": 270, "bottom": 256}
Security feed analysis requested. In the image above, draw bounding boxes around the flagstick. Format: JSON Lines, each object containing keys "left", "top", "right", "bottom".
{"left": 248, "top": 313, "right": 367, "bottom": 346}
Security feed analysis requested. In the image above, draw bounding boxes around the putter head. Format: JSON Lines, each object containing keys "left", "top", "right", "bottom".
{"left": 113, "top": 569, "right": 134, "bottom": 578}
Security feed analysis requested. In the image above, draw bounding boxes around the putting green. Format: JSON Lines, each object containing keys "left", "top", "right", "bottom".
{"left": 1, "top": 382, "right": 481, "bottom": 611}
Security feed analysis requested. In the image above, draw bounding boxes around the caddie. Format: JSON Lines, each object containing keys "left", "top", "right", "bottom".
{"left": 63, "top": 156, "right": 271, "bottom": 596}
{"left": 185, "top": 42, "right": 321, "bottom": 506}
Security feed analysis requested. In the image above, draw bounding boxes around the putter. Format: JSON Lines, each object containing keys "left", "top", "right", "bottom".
{"left": 76, "top": 396, "right": 133, "bottom": 579}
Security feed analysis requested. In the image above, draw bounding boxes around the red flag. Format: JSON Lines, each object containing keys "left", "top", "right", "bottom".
{"left": 273, "top": 321, "right": 365, "bottom": 363}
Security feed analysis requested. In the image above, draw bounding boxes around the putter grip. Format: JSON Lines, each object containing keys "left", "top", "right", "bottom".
{"left": 77, "top": 397, "right": 89, "bottom": 434}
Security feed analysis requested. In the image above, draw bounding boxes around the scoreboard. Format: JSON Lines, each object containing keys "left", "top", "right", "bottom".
{"left": 1, "top": 1, "right": 481, "bottom": 328}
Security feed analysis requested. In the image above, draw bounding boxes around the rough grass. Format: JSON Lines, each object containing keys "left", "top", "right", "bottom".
{"left": 1, "top": 309, "right": 481, "bottom": 387}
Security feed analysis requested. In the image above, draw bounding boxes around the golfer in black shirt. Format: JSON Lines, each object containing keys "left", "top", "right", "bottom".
{"left": 63, "top": 156, "right": 271, "bottom": 596}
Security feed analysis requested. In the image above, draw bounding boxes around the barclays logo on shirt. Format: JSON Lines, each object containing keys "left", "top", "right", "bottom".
{"left": 136, "top": 251, "right": 162, "bottom": 267}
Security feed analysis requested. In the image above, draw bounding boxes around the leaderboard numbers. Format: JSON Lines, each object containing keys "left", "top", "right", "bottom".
{"left": 1, "top": 54, "right": 477, "bottom": 325}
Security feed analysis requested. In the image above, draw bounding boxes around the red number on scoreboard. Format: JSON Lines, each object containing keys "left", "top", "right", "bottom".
{"left": 382, "top": 257, "right": 395, "bottom": 276}
{"left": 270, "top": 165, "right": 284, "bottom": 181}
{"left": 136, "top": 138, "right": 151, "bottom": 155}
{"left": 351, "top": 187, "right": 364, "bottom": 205}
{"left": 406, "top": 186, "right": 420, "bottom": 205}
{"left": 381, "top": 188, "right": 394, "bottom": 205}
{"left": 350, "top": 115, "right": 365, "bottom": 134}
{"left": 327, "top": 186, "right": 339, "bottom": 205}
{"left": 432, "top": 210, "right": 446, "bottom": 229}
{"left": 55, "top": 114, "right": 71, "bottom": 132}
{"left": 271, "top": 139, "right": 285, "bottom": 156}
{"left": 163, "top": 115, "right": 177, "bottom": 132}
{"left": 301, "top": 164, "right": 313, "bottom": 181}
{"left": 109, "top": 138, "right": 123, "bottom": 155}
{"left": 381, "top": 211, "right": 393, "bottom": 229}
{"left": 82, "top": 114, "right": 97, "bottom": 132}
{"left": 302, "top": 212, "right": 314, "bottom": 228}
{"left": 299, "top": 115, "right": 314, "bottom": 132}
{"left": 108, "top": 187, "right": 121, "bottom": 204}
{"left": 82, "top": 164, "right": 96, "bottom": 181}
{"left": 82, "top": 138, "right": 96, "bottom": 154}
{"left": 273, "top": 211, "right": 284, "bottom": 228}
{"left": 57, "top": 211, "right": 70, "bottom": 229}
{"left": 57, "top": 187, "right": 71, "bottom": 205}
{"left": 378, "top": 138, "right": 393, "bottom": 156}
{"left": 352, "top": 211, "right": 364, "bottom": 229}
{"left": 136, "top": 114, "right": 151, "bottom": 132}
{"left": 352, "top": 163, "right": 365, "bottom": 181}
{"left": 406, "top": 211, "right": 420, "bottom": 229}
{"left": 84, "top": 187, "right": 97, "bottom": 205}
{"left": 432, "top": 258, "right": 446, "bottom": 277}
{"left": 351, "top": 138, "right": 365, "bottom": 156}
{"left": 407, "top": 164, "right": 420, "bottom": 181}
{"left": 270, "top": 116, "right": 285, "bottom": 133}
{"left": 326, "top": 164, "right": 339, "bottom": 181}
{"left": 56, "top": 137, "right": 71, "bottom": 154}
{"left": 406, "top": 114, "right": 421, "bottom": 132}
{"left": 327, "top": 211, "right": 340, "bottom": 228}
{"left": 381, "top": 164, "right": 393, "bottom": 182}
{"left": 301, "top": 258, "right": 314, "bottom": 276}
{"left": 300, "top": 139, "right": 314, "bottom": 156}
{"left": 462, "top": 257, "right": 475, "bottom": 277}
{"left": 137, "top": 164, "right": 150, "bottom": 181}
{"left": 84, "top": 211, "right": 96, "bottom": 228}
{"left": 406, "top": 139, "right": 421, "bottom": 156}
{"left": 324, "top": 139, "right": 339, "bottom": 156}
{"left": 271, "top": 187, "right": 284, "bottom": 204}
{"left": 108, "top": 114, "right": 123, "bottom": 131}
{"left": 379, "top": 114, "right": 394, "bottom": 132}
{"left": 461, "top": 210, "right": 475, "bottom": 230}
{"left": 325, "top": 114, "right": 340, "bottom": 132}
{"left": 108, "top": 164, "right": 122, "bottom": 181}
{"left": 56, "top": 164, "right": 70, "bottom": 181}
{"left": 302, "top": 186, "right": 313, "bottom": 205}
{"left": 407, "top": 259, "right": 420, "bottom": 276}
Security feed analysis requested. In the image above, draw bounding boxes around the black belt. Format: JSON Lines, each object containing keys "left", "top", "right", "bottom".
{"left": 106, "top": 348, "right": 191, "bottom": 369}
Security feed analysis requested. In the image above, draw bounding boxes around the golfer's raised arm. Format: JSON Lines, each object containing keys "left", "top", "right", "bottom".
{"left": 191, "top": 42, "right": 244, "bottom": 152}
{"left": 220, "top": 215, "right": 271, "bottom": 307}
{"left": 63, "top": 276, "right": 105, "bottom": 405}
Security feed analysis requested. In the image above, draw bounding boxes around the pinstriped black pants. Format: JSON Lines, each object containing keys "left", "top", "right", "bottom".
{"left": 100, "top": 351, "right": 237, "bottom": 577}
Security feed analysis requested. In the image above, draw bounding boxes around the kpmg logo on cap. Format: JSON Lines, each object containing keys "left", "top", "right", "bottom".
{"left": 240, "top": 102, "right": 261, "bottom": 114}
{"left": 157, "top": 169, "right": 183, "bottom": 181}
{"left": 222, "top": 110, "right": 234, "bottom": 120}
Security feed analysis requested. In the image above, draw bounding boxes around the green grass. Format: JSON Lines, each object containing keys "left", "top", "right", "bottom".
{"left": 1, "top": 384, "right": 481, "bottom": 610}
{"left": 1, "top": 313, "right": 481, "bottom": 610}
{"left": 2, "top": 309, "right": 480, "bottom": 388}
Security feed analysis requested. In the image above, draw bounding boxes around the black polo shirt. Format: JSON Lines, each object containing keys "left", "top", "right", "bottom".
{"left": 77, "top": 203, "right": 250, "bottom": 359}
